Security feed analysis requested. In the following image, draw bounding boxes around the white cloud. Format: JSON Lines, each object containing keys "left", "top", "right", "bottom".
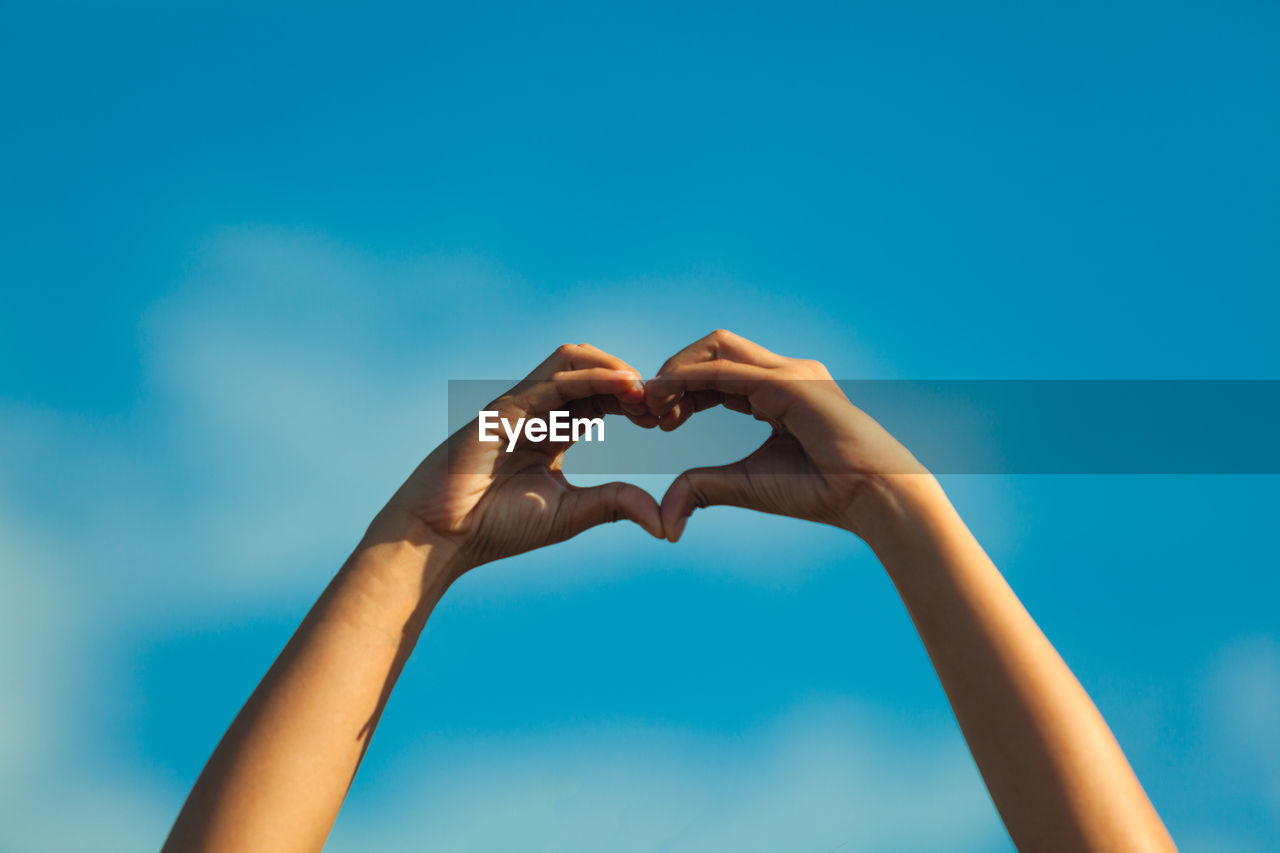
{"left": 0, "top": 496, "right": 77, "bottom": 789}
{"left": 0, "top": 225, "right": 1064, "bottom": 852}
{"left": 0, "top": 226, "right": 886, "bottom": 850}
{"left": 1207, "top": 636, "right": 1280, "bottom": 825}
{"left": 118, "top": 225, "right": 889, "bottom": 605}
{"left": 0, "top": 489, "right": 174, "bottom": 852}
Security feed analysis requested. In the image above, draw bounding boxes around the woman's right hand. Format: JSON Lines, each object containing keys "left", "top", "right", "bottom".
{"left": 643, "top": 330, "right": 930, "bottom": 543}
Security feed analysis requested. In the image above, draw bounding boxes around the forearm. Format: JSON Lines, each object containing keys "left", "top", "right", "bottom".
{"left": 163, "top": 535, "right": 458, "bottom": 853}
{"left": 861, "top": 475, "right": 1174, "bottom": 852}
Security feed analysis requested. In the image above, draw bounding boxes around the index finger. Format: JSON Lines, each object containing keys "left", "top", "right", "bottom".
{"left": 525, "top": 342, "right": 651, "bottom": 421}
{"left": 655, "top": 329, "right": 788, "bottom": 376}
{"left": 643, "top": 360, "right": 804, "bottom": 424}
{"left": 648, "top": 330, "right": 787, "bottom": 415}
{"left": 527, "top": 342, "right": 644, "bottom": 383}
{"left": 508, "top": 367, "right": 646, "bottom": 419}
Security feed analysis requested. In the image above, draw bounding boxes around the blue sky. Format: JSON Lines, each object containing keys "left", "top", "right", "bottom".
{"left": 1, "top": 2, "right": 1277, "bottom": 850}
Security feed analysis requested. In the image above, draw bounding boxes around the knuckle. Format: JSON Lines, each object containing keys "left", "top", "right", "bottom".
{"left": 791, "top": 357, "right": 826, "bottom": 377}
{"left": 684, "top": 471, "right": 712, "bottom": 509}
{"left": 554, "top": 343, "right": 577, "bottom": 357}
{"left": 598, "top": 484, "right": 626, "bottom": 523}
{"left": 710, "top": 328, "right": 735, "bottom": 341}
{"left": 496, "top": 397, "right": 525, "bottom": 418}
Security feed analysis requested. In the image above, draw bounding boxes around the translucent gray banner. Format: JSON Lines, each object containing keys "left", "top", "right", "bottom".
{"left": 447, "top": 380, "right": 1280, "bottom": 474}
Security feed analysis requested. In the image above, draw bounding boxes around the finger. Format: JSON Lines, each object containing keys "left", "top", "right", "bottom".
{"left": 512, "top": 367, "right": 645, "bottom": 418}
{"left": 525, "top": 343, "right": 649, "bottom": 417}
{"left": 527, "top": 342, "right": 643, "bottom": 381}
{"left": 572, "top": 342, "right": 646, "bottom": 377}
{"left": 564, "top": 395, "right": 659, "bottom": 430}
{"left": 560, "top": 343, "right": 652, "bottom": 417}
{"left": 645, "top": 360, "right": 786, "bottom": 420}
{"left": 655, "top": 390, "right": 754, "bottom": 432}
{"left": 559, "top": 481, "right": 664, "bottom": 540}
{"left": 627, "top": 410, "right": 661, "bottom": 429}
{"left": 646, "top": 334, "right": 782, "bottom": 416}
{"left": 655, "top": 329, "right": 789, "bottom": 376}
{"left": 646, "top": 331, "right": 778, "bottom": 417}
{"left": 722, "top": 393, "right": 754, "bottom": 415}
{"left": 655, "top": 389, "right": 724, "bottom": 431}
{"left": 659, "top": 462, "right": 755, "bottom": 542}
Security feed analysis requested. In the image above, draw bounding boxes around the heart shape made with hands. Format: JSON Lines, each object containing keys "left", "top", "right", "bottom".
{"left": 427, "top": 329, "right": 920, "bottom": 567}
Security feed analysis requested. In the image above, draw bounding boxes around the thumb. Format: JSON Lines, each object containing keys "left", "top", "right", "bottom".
{"left": 559, "top": 481, "right": 664, "bottom": 541}
{"left": 660, "top": 462, "right": 755, "bottom": 543}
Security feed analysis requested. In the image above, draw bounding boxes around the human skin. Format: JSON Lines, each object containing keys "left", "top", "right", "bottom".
{"left": 646, "top": 329, "right": 1177, "bottom": 852}
{"left": 163, "top": 332, "right": 1176, "bottom": 853}
{"left": 161, "top": 343, "right": 664, "bottom": 853}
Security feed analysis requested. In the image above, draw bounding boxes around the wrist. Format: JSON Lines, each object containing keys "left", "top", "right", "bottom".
{"left": 329, "top": 536, "right": 461, "bottom": 647}
{"left": 856, "top": 473, "right": 997, "bottom": 596}
{"left": 360, "top": 504, "right": 464, "bottom": 564}
{"left": 847, "top": 472, "right": 958, "bottom": 557}
{"left": 346, "top": 509, "right": 464, "bottom": 601}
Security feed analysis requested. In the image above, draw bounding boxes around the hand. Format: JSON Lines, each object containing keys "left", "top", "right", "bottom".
{"left": 365, "top": 343, "right": 665, "bottom": 574}
{"left": 643, "top": 330, "right": 928, "bottom": 542}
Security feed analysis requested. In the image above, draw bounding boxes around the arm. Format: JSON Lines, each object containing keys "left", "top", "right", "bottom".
{"left": 867, "top": 475, "right": 1172, "bottom": 852}
{"left": 646, "top": 329, "right": 1175, "bottom": 852}
{"left": 162, "top": 343, "right": 663, "bottom": 853}
{"left": 160, "top": 538, "right": 456, "bottom": 853}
